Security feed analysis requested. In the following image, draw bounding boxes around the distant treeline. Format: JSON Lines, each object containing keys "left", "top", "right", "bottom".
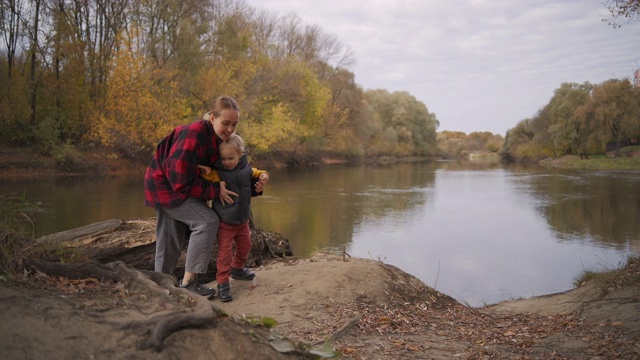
{"left": 0, "top": 0, "right": 438, "bottom": 164}
{"left": 502, "top": 80, "right": 640, "bottom": 161}
{"left": 1, "top": 1, "right": 636, "bottom": 165}
{"left": 437, "top": 131, "right": 504, "bottom": 157}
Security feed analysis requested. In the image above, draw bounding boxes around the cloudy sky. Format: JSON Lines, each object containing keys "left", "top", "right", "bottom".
{"left": 244, "top": 0, "right": 639, "bottom": 135}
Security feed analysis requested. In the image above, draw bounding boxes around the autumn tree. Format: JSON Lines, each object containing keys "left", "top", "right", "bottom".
{"left": 2, "top": 0, "right": 444, "bottom": 163}
{"left": 546, "top": 82, "right": 593, "bottom": 157}
{"left": 436, "top": 131, "right": 503, "bottom": 156}
{"left": 572, "top": 100, "right": 605, "bottom": 158}
{"left": 318, "top": 66, "right": 369, "bottom": 157}
{"left": 241, "top": 57, "right": 330, "bottom": 160}
{"left": 364, "top": 90, "right": 438, "bottom": 157}
{"left": 201, "top": 1, "right": 261, "bottom": 110}
{"left": 437, "top": 131, "right": 466, "bottom": 155}
{"left": 502, "top": 118, "right": 536, "bottom": 161}
{"left": 87, "top": 27, "right": 188, "bottom": 158}
{"left": 586, "top": 79, "right": 640, "bottom": 157}
{"left": 0, "top": 0, "right": 24, "bottom": 77}
{"left": 0, "top": 0, "right": 31, "bottom": 143}
{"left": 503, "top": 79, "right": 640, "bottom": 161}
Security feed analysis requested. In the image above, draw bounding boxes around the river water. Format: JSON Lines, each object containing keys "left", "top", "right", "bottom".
{"left": 2, "top": 159, "right": 638, "bottom": 307}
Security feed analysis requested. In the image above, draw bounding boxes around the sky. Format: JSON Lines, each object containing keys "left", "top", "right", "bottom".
{"left": 243, "top": 0, "right": 639, "bottom": 135}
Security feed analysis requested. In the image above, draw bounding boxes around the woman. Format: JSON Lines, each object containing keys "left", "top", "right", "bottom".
{"left": 144, "top": 95, "right": 240, "bottom": 298}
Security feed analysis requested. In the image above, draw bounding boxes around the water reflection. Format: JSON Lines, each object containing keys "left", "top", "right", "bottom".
{"left": 1, "top": 162, "right": 638, "bottom": 307}
{"left": 252, "top": 163, "right": 437, "bottom": 256}
{"left": 525, "top": 171, "right": 640, "bottom": 249}
{"left": 1, "top": 177, "right": 155, "bottom": 235}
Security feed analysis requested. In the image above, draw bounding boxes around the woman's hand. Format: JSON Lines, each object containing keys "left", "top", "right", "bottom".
{"left": 198, "top": 165, "right": 212, "bottom": 175}
{"left": 219, "top": 181, "right": 238, "bottom": 206}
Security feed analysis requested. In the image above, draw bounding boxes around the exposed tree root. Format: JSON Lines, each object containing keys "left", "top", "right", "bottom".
{"left": 30, "top": 260, "right": 224, "bottom": 351}
{"left": 140, "top": 292, "right": 218, "bottom": 351}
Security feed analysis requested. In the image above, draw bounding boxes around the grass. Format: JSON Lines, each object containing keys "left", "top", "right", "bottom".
{"left": 573, "top": 256, "right": 640, "bottom": 291}
{"left": 541, "top": 145, "right": 640, "bottom": 170}
{"left": 1, "top": 194, "right": 37, "bottom": 275}
{"left": 620, "top": 145, "right": 640, "bottom": 153}
{"left": 561, "top": 154, "right": 640, "bottom": 170}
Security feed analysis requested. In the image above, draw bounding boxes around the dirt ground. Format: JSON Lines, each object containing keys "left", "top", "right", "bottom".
{"left": 1, "top": 253, "right": 638, "bottom": 359}
{"left": 1, "top": 143, "right": 639, "bottom": 359}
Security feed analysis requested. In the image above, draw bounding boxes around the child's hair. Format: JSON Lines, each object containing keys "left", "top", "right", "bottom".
{"left": 219, "top": 133, "right": 245, "bottom": 154}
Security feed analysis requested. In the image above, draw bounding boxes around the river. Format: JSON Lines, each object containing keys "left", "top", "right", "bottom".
{"left": 2, "top": 159, "right": 638, "bottom": 307}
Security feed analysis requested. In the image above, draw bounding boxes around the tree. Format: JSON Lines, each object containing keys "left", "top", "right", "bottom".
{"left": 364, "top": 90, "right": 438, "bottom": 157}
{"left": 0, "top": 0, "right": 25, "bottom": 77}
{"left": 27, "top": 0, "right": 42, "bottom": 129}
{"left": 437, "top": 131, "right": 466, "bottom": 155}
{"left": 546, "top": 82, "right": 592, "bottom": 156}
{"left": 587, "top": 79, "right": 640, "bottom": 157}
{"left": 318, "top": 66, "right": 368, "bottom": 156}
{"left": 2, "top": 0, "right": 445, "bottom": 163}
{"left": 0, "top": 0, "right": 31, "bottom": 143}
{"left": 502, "top": 119, "right": 535, "bottom": 161}
{"left": 603, "top": 0, "right": 640, "bottom": 27}
{"left": 241, "top": 57, "right": 330, "bottom": 158}
{"left": 87, "top": 27, "right": 188, "bottom": 158}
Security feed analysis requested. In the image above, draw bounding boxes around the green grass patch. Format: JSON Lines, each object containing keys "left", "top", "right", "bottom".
{"left": 620, "top": 145, "right": 640, "bottom": 153}
{"left": 245, "top": 316, "right": 278, "bottom": 329}
{"left": 562, "top": 155, "right": 640, "bottom": 170}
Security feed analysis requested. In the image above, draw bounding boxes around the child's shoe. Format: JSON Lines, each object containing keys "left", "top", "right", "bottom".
{"left": 217, "top": 283, "right": 233, "bottom": 302}
{"left": 230, "top": 267, "right": 255, "bottom": 281}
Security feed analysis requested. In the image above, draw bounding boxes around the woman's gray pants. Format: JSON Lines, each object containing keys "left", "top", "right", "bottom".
{"left": 154, "top": 197, "right": 219, "bottom": 275}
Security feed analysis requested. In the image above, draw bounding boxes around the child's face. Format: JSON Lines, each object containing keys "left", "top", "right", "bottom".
{"left": 220, "top": 146, "right": 241, "bottom": 170}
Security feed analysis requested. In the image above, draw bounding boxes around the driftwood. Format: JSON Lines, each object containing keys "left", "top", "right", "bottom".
{"left": 36, "top": 217, "right": 294, "bottom": 281}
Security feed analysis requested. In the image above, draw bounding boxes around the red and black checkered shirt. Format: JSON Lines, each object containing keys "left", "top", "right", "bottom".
{"left": 144, "top": 120, "right": 221, "bottom": 208}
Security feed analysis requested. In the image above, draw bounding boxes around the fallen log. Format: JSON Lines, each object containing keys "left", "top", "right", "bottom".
{"left": 36, "top": 217, "right": 294, "bottom": 281}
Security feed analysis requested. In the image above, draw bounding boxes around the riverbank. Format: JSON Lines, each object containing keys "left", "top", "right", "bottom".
{"left": 1, "top": 251, "right": 638, "bottom": 359}
{"left": 539, "top": 153, "right": 640, "bottom": 170}
{"left": 3, "top": 143, "right": 639, "bottom": 183}
{"left": 0, "top": 143, "right": 149, "bottom": 181}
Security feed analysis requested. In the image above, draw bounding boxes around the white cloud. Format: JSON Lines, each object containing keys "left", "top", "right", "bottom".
{"left": 245, "top": 0, "right": 639, "bottom": 134}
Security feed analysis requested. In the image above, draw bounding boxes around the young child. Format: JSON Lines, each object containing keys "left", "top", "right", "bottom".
{"left": 198, "top": 134, "right": 269, "bottom": 302}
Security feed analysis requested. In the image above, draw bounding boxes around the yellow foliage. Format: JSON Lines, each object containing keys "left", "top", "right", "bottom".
{"left": 300, "top": 71, "right": 331, "bottom": 128}
{"left": 242, "top": 102, "right": 305, "bottom": 154}
{"left": 87, "top": 27, "right": 192, "bottom": 154}
{"left": 197, "top": 58, "right": 257, "bottom": 110}
{"left": 514, "top": 142, "right": 538, "bottom": 159}
{"left": 278, "top": 59, "right": 330, "bottom": 130}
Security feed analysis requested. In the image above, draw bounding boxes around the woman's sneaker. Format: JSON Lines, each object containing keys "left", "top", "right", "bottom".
{"left": 230, "top": 267, "right": 255, "bottom": 281}
{"left": 179, "top": 279, "right": 216, "bottom": 299}
{"left": 217, "top": 283, "right": 233, "bottom": 302}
